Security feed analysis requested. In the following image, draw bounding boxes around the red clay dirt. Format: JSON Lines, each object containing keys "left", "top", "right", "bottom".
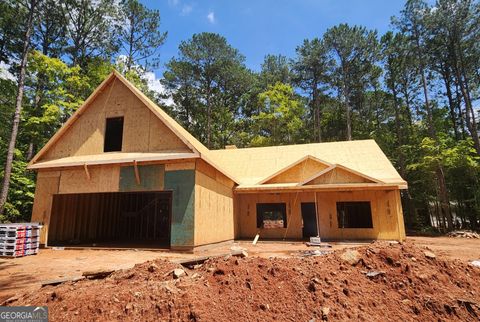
{"left": 6, "top": 241, "right": 480, "bottom": 321}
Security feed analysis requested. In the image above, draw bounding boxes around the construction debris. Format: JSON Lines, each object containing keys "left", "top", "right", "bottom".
{"left": 41, "top": 276, "right": 85, "bottom": 287}
{"left": 447, "top": 230, "right": 480, "bottom": 239}
{"left": 470, "top": 260, "right": 480, "bottom": 268}
{"left": 172, "top": 268, "right": 186, "bottom": 279}
{"left": 340, "top": 249, "right": 361, "bottom": 266}
{"left": 6, "top": 241, "right": 480, "bottom": 321}
{"left": 82, "top": 269, "right": 115, "bottom": 279}
{"left": 424, "top": 250, "right": 437, "bottom": 259}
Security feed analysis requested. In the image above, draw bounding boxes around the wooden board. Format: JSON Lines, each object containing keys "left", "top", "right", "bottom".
{"left": 263, "top": 157, "right": 330, "bottom": 184}
{"left": 307, "top": 167, "right": 374, "bottom": 185}
{"left": 39, "top": 78, "right": 191, "bottom": 162}
{"left": 30, "top": 171, "right": 60, "bottom": 245}
{"left": 194, "top": 161, "right": 234, "bottom": 246}
{"left": 58, "top": 165, "right": 120, "bottom": 194}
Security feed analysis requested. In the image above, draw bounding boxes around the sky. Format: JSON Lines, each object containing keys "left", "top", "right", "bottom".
{"left": 143, "top": 0, "right": 406, "bottom": 79}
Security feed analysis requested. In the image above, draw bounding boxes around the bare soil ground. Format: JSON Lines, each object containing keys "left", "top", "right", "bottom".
{"left": 408, "top": 236, "right": 480, "bottom": 261}
{"left": 0, "top": 241, "right": 365, "bottom": 302}
{"left": 5, "top": 240, "right": 480, "bottom": 321}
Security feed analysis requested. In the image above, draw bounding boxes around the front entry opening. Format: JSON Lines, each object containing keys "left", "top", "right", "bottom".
{"left": 301, "top": 202, "right": 318, "bottom": 238}
{"left": 49, "top": 191, "right": 171, "bottom": 248}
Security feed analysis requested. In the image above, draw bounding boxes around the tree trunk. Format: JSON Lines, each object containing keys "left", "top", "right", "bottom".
{"left": 0, "top": 0, "right": 37, "bottom": 215}
{"left": 312, "top": 85, "right": 322, "bottom": 143}
{"left": 441, "top": 66, "right": 460, "bottom": 139}
{"left": 455, "top": 42, "right": 480, "bottom": 155}
{"left": 414, "top": 27, "right": 452, "bottom": 230}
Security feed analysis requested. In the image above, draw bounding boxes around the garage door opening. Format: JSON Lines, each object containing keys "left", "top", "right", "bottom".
{"left": 48, "top": 191, "right": 171, "bottom": 248}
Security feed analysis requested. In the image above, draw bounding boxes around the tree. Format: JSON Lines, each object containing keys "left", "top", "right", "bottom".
{"left": 117, "top": 0, "right": 167, "bottom": 72}
{"left": 251, "top": 82, "right": 305, "bottom": 146}
{"left": 292, "top": 38, "right": 331, "bottom": 142}
{"left": 0, "top": 0, "right": 25, "bottom": 64}
{"left": 394, "top": 0, "right": 454, "bottom": 229}
{"left": 259, "top": 54, "right": 292, "bottom": 88}
{"left": 162, "top": 32, "right": 250, "bottom": 148}
{"left": 324, "top": 24, "right": 380, "bottom": 140}
{"left": 61, "top": 0, "right": 119, "bottom": 68}
{"left": 428, "top": 0, "right": 480, "bottom": 154}
{"left": 0, "top": 0, "right": 38, "bottom": 215}
{"left": 34, "top": 0, "right": 67, "bottom": 57}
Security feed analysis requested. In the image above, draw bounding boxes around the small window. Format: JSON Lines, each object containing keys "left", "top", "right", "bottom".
{"left": 337, "top": 201, "right": 373, "bottom": 228}
{"left": 256, "top": 203, "right": 287, "bottom": 229}
{"left": 104, "top": 117, "right": 124, "bottom": 152}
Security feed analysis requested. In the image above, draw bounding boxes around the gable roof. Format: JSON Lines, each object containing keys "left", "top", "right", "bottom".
{"left": 300, "top": 163, "right": 382, "bottom": 186}
{"left": 209, "top": 140, "right": 406, "bottom": 188}
{"left": 257, "top": 155, "right": 332, "bottom": 185}
{"left": 28, "top": 70, "right": 238, "bottom": 183}
{"left": 28, "top": 70, "right": 406, "bottom": 191}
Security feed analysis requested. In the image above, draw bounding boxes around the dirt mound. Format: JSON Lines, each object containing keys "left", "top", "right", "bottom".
{"left": 7, "top": 241, "right": 480, "bottom": 321}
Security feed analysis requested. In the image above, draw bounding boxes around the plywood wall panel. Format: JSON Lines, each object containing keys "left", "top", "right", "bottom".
{"left": 309, "top": 167, "right": 372, "bottom": 185}
{"left": 39, "top": 77, "right": 191, "bottom": 162}
{"left": 236, "top": 189, "right": 405, "bottom": 241}
{"left": 58, "top": 165, "right": 120, "bottom": 194}
{"left": 266, "top": 158, "right": 329, "bottom": 184}
{"left": 31, "top": 171, "right": 60, "bottom": 245}
{"left": 194, "top": 170, "right": 234, "bottom": 246}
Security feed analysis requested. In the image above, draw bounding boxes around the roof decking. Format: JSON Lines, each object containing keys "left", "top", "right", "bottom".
{"left": 209, "top": 140, "right": 407, "bottom": 188}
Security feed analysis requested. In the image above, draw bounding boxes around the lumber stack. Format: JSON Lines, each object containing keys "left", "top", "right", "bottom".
{"left": 0, "top": 223, "right": 40, "bottom": 257}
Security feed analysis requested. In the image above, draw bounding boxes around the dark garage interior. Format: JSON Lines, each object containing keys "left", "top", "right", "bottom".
{"left": 48, "top": 191, "right": 172, "bottom": 247}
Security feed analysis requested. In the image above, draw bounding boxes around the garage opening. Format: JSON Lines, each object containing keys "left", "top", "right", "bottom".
{"left": 48, "top": 191, "right": 171, "bottom": 248}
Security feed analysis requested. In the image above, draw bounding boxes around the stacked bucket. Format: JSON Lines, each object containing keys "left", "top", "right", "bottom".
{"left": 0, "top": 223, "right": 41, "bottom": 257}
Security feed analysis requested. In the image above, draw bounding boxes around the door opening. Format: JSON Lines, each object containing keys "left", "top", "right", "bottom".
{"left": 301, "top": 202, "right": 318, "bottom": 238}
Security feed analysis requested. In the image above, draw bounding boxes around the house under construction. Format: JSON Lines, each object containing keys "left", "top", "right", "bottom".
{"left": 28, "top": 71, "right": 407, "bottom": 250}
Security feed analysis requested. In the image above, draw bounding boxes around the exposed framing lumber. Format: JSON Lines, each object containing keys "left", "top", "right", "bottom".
{"left": 83, "top": 163, "right": 90, "bottom": 180}
{"left": 256, "top": 155, "right": 332, "bottom": 185}
{"left": 299, "top": 163, "right": 384, "bottom": 186}
{"left": 133, "top": 160, "right": 141, "bottom": 184}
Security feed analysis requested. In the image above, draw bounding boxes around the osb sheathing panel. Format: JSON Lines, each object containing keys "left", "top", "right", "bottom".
{"left": 265, "top": 158, "right": 329, "bottom": 184}
{"left": 235, "top": 190, "right": 405, "bottom": 241}
{"left": 196, "top": 159, "right": 235, "bottom": 189}
{"left": 308, "top": 167, "right": 373, "bottom": 185}
{"left": 58, "top": 165, "right": 120, "bottom": 194}
{"left": 194, "top": 166, "right": 234, "bottom": 246}
{"left": 31, "top": 171, "right": 60, "bottom": 244}
{"left": 41, "top": 79, "right": 190, "bottom": 161}
{"left": 119, "top": 164, "right": 164, "bottom": 191}
{"left": 209, "top": 140, "right": 406, "bottom": 185}
{"left": 165, "top": 161, "right": 195, "bottom": 171}
{"left": 164, "top": 170, "right": 195, "bottom": 248}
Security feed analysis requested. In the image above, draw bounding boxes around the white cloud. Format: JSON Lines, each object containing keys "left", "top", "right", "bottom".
{"left": 168, "top": 0, "right": 180, "bottom": 7}
{"left": 181, "top": 4, "right": 193, "bottom": 16}
{"left": 207, "top": 11, "right": 215, "bottom": 24}
{"left": 144, "top": 72, "right": 174, "bottom": 107}
{"left": 0, "top": 61, "right": 15, "bottom": 82}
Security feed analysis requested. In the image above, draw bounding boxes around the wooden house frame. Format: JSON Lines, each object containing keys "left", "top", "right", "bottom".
{"left": 28, "top": 71, "right": 407, "bottom": 250}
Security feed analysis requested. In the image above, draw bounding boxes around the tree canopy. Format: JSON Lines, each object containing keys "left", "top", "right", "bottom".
{"left": 0, "top": 0, "right": 479, "bottom": 232}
